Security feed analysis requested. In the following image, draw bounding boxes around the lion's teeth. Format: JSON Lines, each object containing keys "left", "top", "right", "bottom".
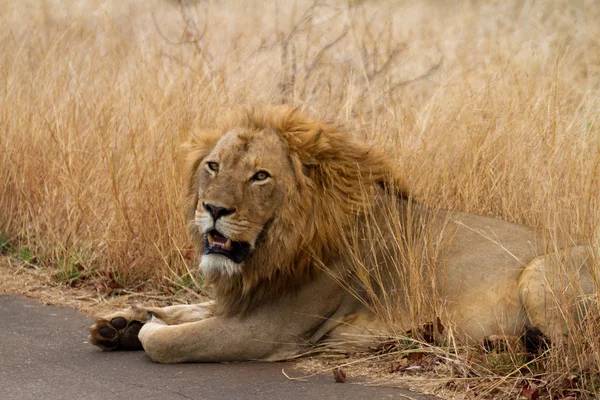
{"left": 207, "top": 233, "right": 215, "bottom": 246}
{"left": 224, "top": 239, "right": 232, "bottom": 250}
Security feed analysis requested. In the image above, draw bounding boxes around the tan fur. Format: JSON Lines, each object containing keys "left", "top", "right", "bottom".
{"left": 89, "top": 106, "right": 597, "bottom": 363}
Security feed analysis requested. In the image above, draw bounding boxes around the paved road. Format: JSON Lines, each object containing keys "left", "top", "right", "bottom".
{"left": 0, "top": 295, "right": 437, "bottom": 400}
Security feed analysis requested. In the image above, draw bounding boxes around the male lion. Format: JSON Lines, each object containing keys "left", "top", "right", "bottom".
{"left": 89, "top": 106, "right": 597, "bottom": 363}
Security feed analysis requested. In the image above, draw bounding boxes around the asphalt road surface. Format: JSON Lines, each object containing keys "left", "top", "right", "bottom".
{"left": 0, "top": 295, "right": 438, "bottom": 400}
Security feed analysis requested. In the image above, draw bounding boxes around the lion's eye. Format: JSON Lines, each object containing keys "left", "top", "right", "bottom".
{"left": 206, "top": 162, "right": 219, "bottom": 173}
{"left": 251, "top": 170, "right": 270, "bottom": 182}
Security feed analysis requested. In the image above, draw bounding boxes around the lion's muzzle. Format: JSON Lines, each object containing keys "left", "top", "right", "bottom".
{"left": 204, "top": 230, "right": 251, "bottom": 264}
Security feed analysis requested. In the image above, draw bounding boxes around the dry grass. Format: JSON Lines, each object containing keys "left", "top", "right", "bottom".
{"left": 0, "top": 256, "right": 201, "bottom": 317}
{"left": 1, "top": 0, "right": 599, "bottom": 398}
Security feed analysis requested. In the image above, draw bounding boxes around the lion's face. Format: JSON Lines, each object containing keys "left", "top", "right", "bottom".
{"left": 194, "top": 128, "right": 296, "bottom": 277}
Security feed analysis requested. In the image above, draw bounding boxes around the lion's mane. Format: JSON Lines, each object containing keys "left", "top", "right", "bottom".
{"left": 183, "top": 106, "right": 410, "bottom": 316}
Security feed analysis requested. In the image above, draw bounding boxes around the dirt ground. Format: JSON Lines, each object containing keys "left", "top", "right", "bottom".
{"left": 0, "top": 256, "right": 197, "bottom": 316}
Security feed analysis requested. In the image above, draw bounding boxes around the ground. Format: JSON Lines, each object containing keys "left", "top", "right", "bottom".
{"left": 0, "top": 258, "right": 438, "bottom": 400}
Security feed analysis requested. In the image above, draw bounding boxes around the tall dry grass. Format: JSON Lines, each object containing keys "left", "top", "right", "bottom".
{"left": 1, "top": 0, "right": 599, "bottom": 397}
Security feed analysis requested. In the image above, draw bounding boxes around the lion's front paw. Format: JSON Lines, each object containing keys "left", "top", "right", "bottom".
{"left": 88, "top": 305, "right": 150, "bottom": 351}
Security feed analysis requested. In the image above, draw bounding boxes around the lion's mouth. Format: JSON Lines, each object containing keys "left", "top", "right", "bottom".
{"left": 203, "top": 230, "right": 250, "bottom": 264}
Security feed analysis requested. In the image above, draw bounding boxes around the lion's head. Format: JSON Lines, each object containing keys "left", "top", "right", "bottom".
{"left": 183, "top": 106, "right": 409, "bottom": 315}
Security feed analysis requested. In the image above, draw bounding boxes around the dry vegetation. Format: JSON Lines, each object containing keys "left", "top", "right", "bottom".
{"left": 1, "top": 0, "right": 599, "bottom": 398}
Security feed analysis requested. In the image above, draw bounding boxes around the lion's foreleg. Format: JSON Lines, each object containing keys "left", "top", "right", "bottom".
{"left": 146, "top": 301, "right": 214, "bottom": 325}
{"left": 89, "top": 301, "right": 214, "bottom": 351}
{"left": 138, "top": 314, "right": 296, "bottom": 363}
{"left": 136, "top": 277, "right": 347, "bottom": 363}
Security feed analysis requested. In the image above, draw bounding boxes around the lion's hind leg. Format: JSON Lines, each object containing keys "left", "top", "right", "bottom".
{"left": 518, "top": 246, "right": 597, "bottom": 348}
{"left": 89, "top": 305, "right": 150, "bottom": 351}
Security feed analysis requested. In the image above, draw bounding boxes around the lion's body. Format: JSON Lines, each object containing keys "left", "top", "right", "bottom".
{"left": 89, "top": 106, "right": 596, "bottom": 363}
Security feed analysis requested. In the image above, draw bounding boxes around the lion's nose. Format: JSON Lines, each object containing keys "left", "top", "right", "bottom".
{"left": 203, "top": 203, "right": 236, "bottom": 221}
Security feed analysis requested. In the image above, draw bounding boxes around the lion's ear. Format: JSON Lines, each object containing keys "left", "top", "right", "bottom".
{"left": 295, "top": 128, "right": 326, "bottom": 175}
{"left": 311, "top": 128, "right": 323, "bottom": 145}
{"left": 303, "top": 129, "right": 322, "bottom": 172}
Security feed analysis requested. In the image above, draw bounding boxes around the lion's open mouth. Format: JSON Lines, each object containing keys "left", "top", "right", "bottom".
{"left": 203, "top": 230, "right": 250, "bottom": 264}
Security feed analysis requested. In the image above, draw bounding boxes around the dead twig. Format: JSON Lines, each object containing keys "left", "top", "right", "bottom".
{"left": 383, "top": 57, "right": 443, "bottom": 96}
{"left": 281, "top": 368, "right": 309, "bottom": 382}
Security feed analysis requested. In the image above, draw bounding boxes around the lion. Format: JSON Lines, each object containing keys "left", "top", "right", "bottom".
{"left": 89, "top": 106, "right": 597, "bottom": 363}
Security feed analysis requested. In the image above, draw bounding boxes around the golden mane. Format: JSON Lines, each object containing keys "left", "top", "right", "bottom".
{"left": 183, "top": 106, "right": 410, "bottom": 316}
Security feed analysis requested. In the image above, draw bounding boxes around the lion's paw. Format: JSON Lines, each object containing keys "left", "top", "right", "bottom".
{"left": 88, "top": 305, "right": 150, "bottom": 351}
